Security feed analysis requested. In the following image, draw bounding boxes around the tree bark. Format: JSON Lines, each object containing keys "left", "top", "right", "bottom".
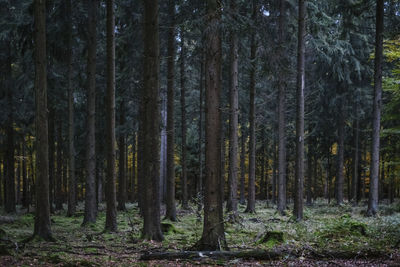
{"left": 239, "top": 130, "right": 246, "bottom": 205}
{"left": 105, "top": 0, "right": 117, "bottom": 232}
{"left": 277, "top": 0, "right": 287, "bottom": 215}
{"left": 165, "top": 0, "right": 176, "bottom": 221}
{"left": 66, "top": 0, "right": 76, "bottom": 217}
{"left": 180, "top": 28, "right": 189, "bottom": 210}
{"left": 352, "top": 104, "right": 359, "bottom": 205}
{"left": 83, "top": 0, "right": 98, "bottom": 224}
{"left": 367, "top": 0, "right": 383, "bottom": 216}
{"left": 117, "top": 100, "right": 127, "bottom": 211}
{"left": 4, "top": 39, "right": 15, "bottom": 214}
{"left": 48, "top": 109, "right": 55, "bottom": 213}
{"left": 336, "top": 91, "right": 345, "bottom": 205}
{"left": 194, "top": 0, "right": 226, "bottom": 250}
{"left": 33, "top": 0, "right": 52, "bottom": 240}
{"left": 226, "top": 0, "right": 239, "bottom": 214}
{"left": 22, "top": 138, "right": 28, "bottom": 208}
{"left": 293, "top": 0, "right": 306, "bottom": 221}
{"left": 142, "top": 0, "right": 163, "bottom": 241}
{"left": 245, "top": 0, "right": 257, "bottom": 214}
{"left": 55, "top": 118, "right": 63, "bottom": 210}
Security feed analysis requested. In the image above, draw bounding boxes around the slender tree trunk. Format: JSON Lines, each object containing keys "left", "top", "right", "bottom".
{"left": 0, "top": 155, "right": 3, "bottom": 206}
{"left": 33, "top": 0, "right": 52, "bottom": 240}
{"left": 22, "top": 138, "right": 28, "bottom": 208}
{"left": 367, "top": 0, "right": 383, "bottom": 216}
{"left": 293, "top": 0, "right": 306, "bottom": 221}
{"left": 142, "top": 0, "right": 163, "bottom": 241}
{"left": 5, "top": 40, "right": 15, "bottom": 214}
{"left": 165, "top": 0, "right": 177, "bottom": 221}
{"left": 379, "top": 155, "right": 384, "bottom": 201}
{"left": 180, "top": 29, "right": 189, "bottom": 210}
{"left": 83, "top": 0, "right": 98, "bottom": 224}
{"left": 16, "top": 145, "right": 21, "bottom": 205}
{"left": 272, "top": 136, "right": 277, "bottom": 204}
{"left": 105, "top": 0, "right": 117, "bottom": 231}
{"left": 336, "top": 93, "right": 345, "bottom": 205}
{"left": 277, "top": 0, "right": 287, "bottom": 215}
{"left": 117, "top": 100, "right": 127, "bottom": 211}
{"left": 55, "top": 118, "right": 63, "bottom": 210}
{"left": 194, "top": 0, "right": 226, "bottom": 250}
{"left": 239, "top": 131, "right": 246, "bottom": 205}
{"left": 66, "top": 0, "right": 76, "bottom": 217}
{"left": 306, "top": 150, "right": 312, "bottom": 206}
{"left": 226, "top": 0, "right": 239, "bottom": 213}
{"left": 245, "top": 0, "right": 257, "bottom": 214}
{"left": 352, "top": 107, "right": 359, "bottom": 205}
{"left": 131, "top": 132, "right": 136, "bottom": 201}
{"left": 197, "top": 53, "right": 204, "bottom": 206}
{"left": 48, "top": 109, "right": 55, "bottom": 213}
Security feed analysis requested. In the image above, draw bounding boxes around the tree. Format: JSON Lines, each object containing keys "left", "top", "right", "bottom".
{"left": 165, "top": 0, "right": 177, "bottom": 222}
{"left": 117, "top": 100, "right": 127, "bottom": 211}
{"left": 367, "top": 0, "right": 384, "bottom": 216}
{"left": 194, "top": 0, "right": 226, "bottom": 250}
{"left": 33, "top": 0, "right": 52, "bottom": 240}
{"left": 277, "top": 0, "right": 287, "bottom": 216}
{"left": 245, "top": 0, "right": 257, "bottom": 214}
{"left": 83, "top": 0, "right": 98, "bottom": 225}
{"left": 4, "top": 40, "right": 15, "bottom": 214}
{"left": 226, "top": 0, "right": 239, "bottom": 214}
{"left": 66, "top": 0, "right": 76, "bottom": 217}
{"left": 105, "top": 0, "right": 117, "bottom": 232}
{"left": 293, "top": 0, "right": 306, "bottom": 221}
{"left": 142, "top": 0, "right": 163, "bottom": 241}
{"left": 180, "top": 28, "right": 188, "bottom": 210}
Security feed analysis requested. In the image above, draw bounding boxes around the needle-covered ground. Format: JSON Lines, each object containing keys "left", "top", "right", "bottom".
{"left": 0, "top": 200, "right": 399, "bottom": 266}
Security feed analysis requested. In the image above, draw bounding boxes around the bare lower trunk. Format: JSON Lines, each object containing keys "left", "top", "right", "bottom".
{"left": 142, "top": 0, "right": 163, "bottom": 241}
{"left": 66, "top": 0, "right": 76, "bottom": 217}
{"left": 180, "top": 29, "right": 188, "bottom": 209}
{"left": 293, "top": 0, "right": 306, "bottom": 221}
{"left": 117, "top": 101, "right": 127, "bottom": 211}
{"left": 194, "top": 0, "right": 226, "bottom": 250}
{"left": 336, "top": 95, "right": 345, "bottom": 205}
{"left": 55, "top": 119, "right": 63, "bottom": 210}
{"left": 165, "top": 0, "right": 176, "bottom": 221}
{"left": 33, "top": 0, "right": 52, "bottom": 240}
{"left": 226, "top": 0, "right": 239, "bottom": 213}
{"left": 48, "top": 109, "right": 55, "bottom": 213}
{"left": 83, "top": 0, "right": 98, "bottom": 225}
{"left": 245, "top": 0, "right": 257, "bottom": 214}
{"left": 105, "top": 0, "right": 117, "bottom": 232}
{"left": 239, "top": 131, "right": 246, "bottom": 205}
{"left": 277, "top": 0, "right": 287, "bottom": 215}
{"left": 367, "top": 0, "right": 383, "bottom": 216}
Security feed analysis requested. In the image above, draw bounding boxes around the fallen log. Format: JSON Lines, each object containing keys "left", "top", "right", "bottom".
{"left": 140, "top": 249, "right": 284, "bottom": 261}
{"left": 140, "top": 248, "right": 389, "bottom": 261}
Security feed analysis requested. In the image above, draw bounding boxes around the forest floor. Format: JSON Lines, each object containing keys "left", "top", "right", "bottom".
{"left": 0, "top": 199, "right": 400, "bottom": 266}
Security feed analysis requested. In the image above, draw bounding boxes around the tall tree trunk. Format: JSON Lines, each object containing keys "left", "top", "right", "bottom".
{"left": 83, "top": 0, "right": 98, "bottom": 224}
{"left": 22, "top": 138, "right": 28, "bottom": 208}
{"left": 245, "top": 0, "right": 257, "bottom": 214}
{"left": 5, "top": 40, "right": 16, "bottom": 214}
{"left": 117, "top": 100, "right": 127, "bottom": 211}
{"left": 16, "top": 145, "right": 21, "bottom": 205}
{"left": 55, "top": 118, "right": 63, "bottom": 210}
{"left": 226, "top": 0, "right": 239, "bottom": 213}
{"left": 277, "top": 0, "right": 287, "bottom": 215}
{"left": 197, "top": 53, "right": 204, "bottom": 206}
{"left": 336, "top": 93, "right": 345, "bottom": 205}
{"left": 142, "top": 0, "right": 163, "bottom": 241}
{"left": 306, "top": 149, "right": 312, "bottom": 206}
{"left": 272, "top": 136, "right": 277, "bottom": 204}
{"left": 165, "top": 0, "right": 177, "bottom": 221}
{"left": 352, "top": 106, "right": 359, "bottom": 205}
{"left": 293, "top": 0, "right": 306, "bottom": 221}
{"left": 105, "top": 0, "right": 117, "bottom": 231}
{"left": 180, "top": 28, "right": 188, "bottom": 210}
{"left": 239, "top": 130, "right": 246, "bottom": 205}
{"left": 131, "top": 132, "right": 136, "bottom": 201}
{"left": 66, "top": 0, "right": 76, "bottom": 217}
{"left": 33, "top": 0, "right": 52, "bottom": 240}
{"left": 0, "top": 155, "right": 3, "bottom": 206}
{"left": 367, "top": 0, "right": 383, "bottom": 216}
{"left": 48, "top": 109, "right": 55, "bottom": 213}
{"left": 194, "top": 0, "right": 226, "bottom": 250}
